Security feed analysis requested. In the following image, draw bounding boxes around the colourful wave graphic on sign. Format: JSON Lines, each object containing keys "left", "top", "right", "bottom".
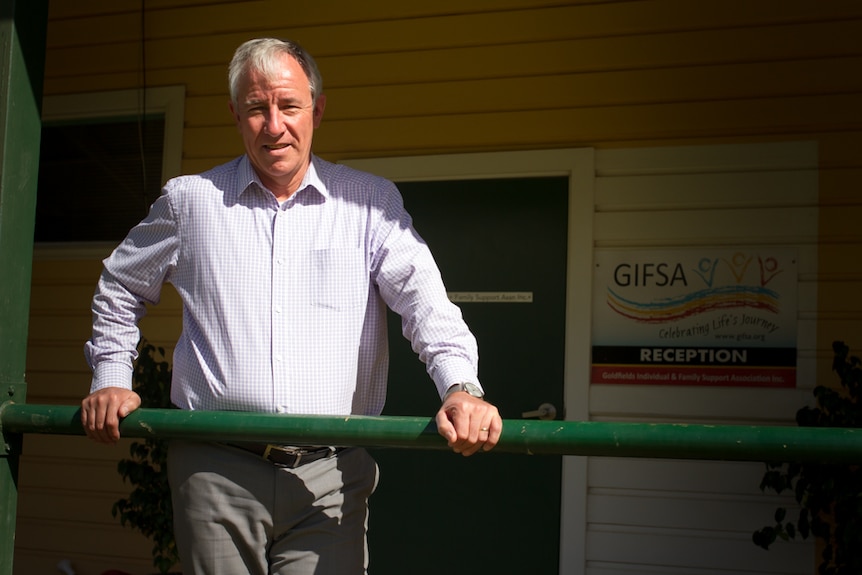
{"left": 607, "top": 285, "right": 780, "bottom": 323}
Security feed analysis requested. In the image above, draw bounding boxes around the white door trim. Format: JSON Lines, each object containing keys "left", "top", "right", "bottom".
{"left": 342, "top": 148, "right": 595, "bottom": 575}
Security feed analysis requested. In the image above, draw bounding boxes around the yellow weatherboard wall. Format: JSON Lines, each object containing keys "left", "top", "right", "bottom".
{"left": 19, "top": 1, "right": 862, "bottom": 573}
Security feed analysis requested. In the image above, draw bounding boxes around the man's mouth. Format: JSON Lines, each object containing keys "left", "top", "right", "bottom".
{"left": 264, "top": 143, "right": 289, "bottom": 151}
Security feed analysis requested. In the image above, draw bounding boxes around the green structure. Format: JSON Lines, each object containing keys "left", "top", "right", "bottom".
{"left": 0, "top": 0, "right": 47, "bottom": 573}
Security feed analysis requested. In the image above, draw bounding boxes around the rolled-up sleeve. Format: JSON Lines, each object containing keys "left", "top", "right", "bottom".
{"left": 370, "top": 182, "right": 481, "bottom": 398}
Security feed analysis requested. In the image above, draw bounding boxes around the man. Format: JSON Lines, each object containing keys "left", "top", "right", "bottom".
{"left": 81, "top": 38, "right": 502, "bottom": 574}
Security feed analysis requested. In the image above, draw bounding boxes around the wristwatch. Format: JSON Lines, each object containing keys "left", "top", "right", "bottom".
{"left": 443, "top": 382, "right": 484, "bottom": 401}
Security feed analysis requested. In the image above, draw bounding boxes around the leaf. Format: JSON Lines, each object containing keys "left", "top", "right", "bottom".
{"left": 752, "top": 527, "right": 776, "bottom": 550}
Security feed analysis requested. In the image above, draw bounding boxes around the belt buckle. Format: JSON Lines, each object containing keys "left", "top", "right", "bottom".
{"left": 263, "top": 444, "right": 303, "bottom": 466}
{"left": 291, "top": 449, "right": 304, "bottom": 467}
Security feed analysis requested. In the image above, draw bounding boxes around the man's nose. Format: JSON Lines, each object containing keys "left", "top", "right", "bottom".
{"left": 264, "top": 106, "right": 282, "bottom": 136}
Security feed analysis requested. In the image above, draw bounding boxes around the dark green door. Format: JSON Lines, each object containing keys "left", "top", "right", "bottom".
{"left": 369, "top": 177, "right": 568, "bottom": 574}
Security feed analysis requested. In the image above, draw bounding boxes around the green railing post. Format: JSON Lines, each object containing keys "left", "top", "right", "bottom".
{"left": 0, "top": 1, "right": 47, "bottom": 573}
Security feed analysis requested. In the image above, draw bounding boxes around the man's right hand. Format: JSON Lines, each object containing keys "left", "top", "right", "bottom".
{"left": 81, "top": 387, "right": 142, "bottom": 444}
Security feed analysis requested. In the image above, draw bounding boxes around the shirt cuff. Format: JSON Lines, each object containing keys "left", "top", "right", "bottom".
{"left": 90, "top": 361, "right": 134, "bottom": 393}
{"left": 432, "top": 360, "right": 482, "bottom": 399}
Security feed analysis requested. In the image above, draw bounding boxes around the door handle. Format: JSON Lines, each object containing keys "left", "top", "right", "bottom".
{"left": 521, "top": 402, "right": 557, "bottom": 420}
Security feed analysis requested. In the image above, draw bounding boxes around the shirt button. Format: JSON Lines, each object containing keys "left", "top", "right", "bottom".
{"left": 276, "top": 405, "right": 288, "bottom": 413}
{"left": 274, "top": 305, "right": 282, "bottom": 313}
{"left": 275, "top": 354, "right": 283, "bottom": 362}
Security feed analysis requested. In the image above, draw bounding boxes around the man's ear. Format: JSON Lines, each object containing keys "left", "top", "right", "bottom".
{"left": 228, "top": 100, "right": 241, "bottom": 128}
{"left": 312, "top": 94, "right": 326, "bottom": 128}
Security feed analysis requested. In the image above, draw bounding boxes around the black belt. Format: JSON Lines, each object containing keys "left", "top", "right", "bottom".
{"left": 228, "top": 443, "right": 343, "bottom": 468}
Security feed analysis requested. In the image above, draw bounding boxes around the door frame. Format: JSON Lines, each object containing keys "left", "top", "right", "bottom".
{"left": 342, "top": 148, "right": 595, "bottom": 574}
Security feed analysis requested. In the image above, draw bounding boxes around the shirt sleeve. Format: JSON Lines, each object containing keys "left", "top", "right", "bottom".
{"left": 369, "top": 181, "right": 482, "bottom": 399}
{"left": 83, "top": 190, "right": 180, "bottom": 392}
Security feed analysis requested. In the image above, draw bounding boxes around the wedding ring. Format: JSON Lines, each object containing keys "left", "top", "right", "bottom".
{"left": 480, "top": 427, "right": 490, "bottom": 432}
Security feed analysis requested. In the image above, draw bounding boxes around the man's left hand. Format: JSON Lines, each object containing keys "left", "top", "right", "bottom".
{"left": 435, "top": 392, "right": 502, "bottom": 456}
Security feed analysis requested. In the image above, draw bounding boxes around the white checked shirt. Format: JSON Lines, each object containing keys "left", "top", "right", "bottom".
{"left": 85, "top": 155, "right": 480, "bottom": 415}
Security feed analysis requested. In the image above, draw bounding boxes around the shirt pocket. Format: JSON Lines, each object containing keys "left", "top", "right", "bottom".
{"left": 310, "top": 248, "right": 367, "bottom": 311}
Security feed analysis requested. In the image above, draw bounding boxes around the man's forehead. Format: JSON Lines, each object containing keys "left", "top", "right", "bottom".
{"left": 239, "top": 64, "right": 311, "bottom": 101}
{"left": 242, "top": 88, "right": 306, "bottom": 103}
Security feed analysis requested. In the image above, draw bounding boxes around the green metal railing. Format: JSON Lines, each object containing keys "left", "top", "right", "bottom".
{"left": 3, "top": 401, "right": 862, "bottom": 575}
{"left": 3, "top": 402, "right": 862, "bottom": 464}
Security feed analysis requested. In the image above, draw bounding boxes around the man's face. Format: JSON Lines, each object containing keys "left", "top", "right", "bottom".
{"left": 229, "top": 53, "right": 325, "bottom": 199}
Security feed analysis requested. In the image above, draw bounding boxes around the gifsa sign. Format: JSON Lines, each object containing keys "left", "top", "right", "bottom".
{"left": 591, "top": 249, "right": 797, "bottom": 388}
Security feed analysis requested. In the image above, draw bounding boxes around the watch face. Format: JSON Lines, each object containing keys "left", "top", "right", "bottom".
{"left": 464, "top": 382, "right": 484, "bottom": 398}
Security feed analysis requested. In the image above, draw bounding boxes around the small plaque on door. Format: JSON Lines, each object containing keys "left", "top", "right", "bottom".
{"left": 447, "top": 292, "right": 533, "bottom": 303}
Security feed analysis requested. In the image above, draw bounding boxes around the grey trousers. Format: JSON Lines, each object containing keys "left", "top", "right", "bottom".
{"left": 167, "top": 440, "right": 379, "bottom": 575}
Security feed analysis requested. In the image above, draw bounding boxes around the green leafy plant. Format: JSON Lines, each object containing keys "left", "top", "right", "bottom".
{"left": 753, "top": 341, "right": 862, "bottom": 574}
{"left": 112, "top": 341, "right": 179, "bottom": 574}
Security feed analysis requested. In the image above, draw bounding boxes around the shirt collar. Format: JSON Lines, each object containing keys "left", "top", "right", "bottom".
{"left": 301, "top": 156, "right": 329, "bottom": 199}
{"left": 236, "top": 155, "right": 329, "bottom": 201}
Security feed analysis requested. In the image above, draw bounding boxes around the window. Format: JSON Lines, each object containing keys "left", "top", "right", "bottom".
{"left": 36, "top": 115, "right": 165, "bottom": 242}
{"left": 36, "top": 86, "right": 184, "bottom": 249}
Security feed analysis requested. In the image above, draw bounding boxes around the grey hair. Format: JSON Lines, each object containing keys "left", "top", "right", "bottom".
{"left": 228, "top": 38, "right": 323, "bottom": 104}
